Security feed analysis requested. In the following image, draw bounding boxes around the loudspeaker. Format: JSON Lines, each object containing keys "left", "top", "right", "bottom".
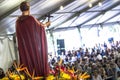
{"left": 57, "top": 39, "right": 65, "bottom": 55}
{"left": 57, "top": 39, "right": 65, "bottom": 49}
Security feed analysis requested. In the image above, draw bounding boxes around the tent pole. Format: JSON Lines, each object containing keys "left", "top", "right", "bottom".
{"left": 49, "top": 30, "right": 56, "bottom": 56}
{"left": 77, "top": 27, "right": 82, "bottom": 47}
{"left": 13, "top": 33, "right": 19, "bottom": 63}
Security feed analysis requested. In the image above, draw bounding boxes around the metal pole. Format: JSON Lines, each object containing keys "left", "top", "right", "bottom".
{"left": 49, "top": 30, "right": 56, "bottom": 55}
{"left": 77, "top": 27, "right": 82, "bottom": 47}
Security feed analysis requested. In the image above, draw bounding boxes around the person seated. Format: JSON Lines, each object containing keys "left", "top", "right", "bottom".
{"left": 92, "top": 70, "right": 102, "bottom": 80}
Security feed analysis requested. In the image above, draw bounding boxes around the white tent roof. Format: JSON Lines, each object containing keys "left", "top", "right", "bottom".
{"left": 0, "top": 0, "right": 120, "bottom": 34}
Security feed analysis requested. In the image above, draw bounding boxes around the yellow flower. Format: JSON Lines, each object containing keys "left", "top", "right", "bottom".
{"left": 62, "top": 73, "right": 71, "bottom": 79}
{"left": 9, "top": 74, "right": 25, "bottom": 80}
{"left": 46, "top": 75, "right": 55, "bottom": 80}
{"left": 1, "top": 77, "right": 9, "bottom": 80}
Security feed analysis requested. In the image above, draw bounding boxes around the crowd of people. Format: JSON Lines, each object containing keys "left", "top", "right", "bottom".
{"left": 48, "top": 41, "right": 120, "bottom": 80}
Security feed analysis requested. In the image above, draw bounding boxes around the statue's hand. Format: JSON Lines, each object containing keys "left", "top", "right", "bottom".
{"left": 45, "top": 21, "right": 51, "bottom": 28}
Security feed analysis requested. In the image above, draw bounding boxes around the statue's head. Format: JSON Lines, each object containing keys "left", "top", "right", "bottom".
{"left": 20, "top": 1, "right": 30, "bottom": 12}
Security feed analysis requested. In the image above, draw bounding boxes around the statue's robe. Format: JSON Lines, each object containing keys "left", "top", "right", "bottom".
{"left": 16, "top": 15, "right": 49, "bottom": 77}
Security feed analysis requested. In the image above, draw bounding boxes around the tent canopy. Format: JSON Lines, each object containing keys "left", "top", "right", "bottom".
{"left": 0, "top": 0, "right": 120, "bottom": 35}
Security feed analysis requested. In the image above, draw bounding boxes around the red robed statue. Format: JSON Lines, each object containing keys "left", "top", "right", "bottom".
{"left": 16, "top": 1, "right": 50, "bottom": 78}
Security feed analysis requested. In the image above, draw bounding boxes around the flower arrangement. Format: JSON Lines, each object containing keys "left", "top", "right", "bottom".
{"left": 47, "top": 59, "right": 90, "bottom": 80}
{"left": 47, "top": 67, "right": 90, "bottom": 80}
{"left": 1, "top": 62, "right": 43, "bottom": 80}
{"left": 1, "top": 59, "right": 90, "bottom": 80}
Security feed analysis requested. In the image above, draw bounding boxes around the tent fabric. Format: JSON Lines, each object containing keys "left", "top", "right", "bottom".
{"left": 0, "top": 38, "right": 16, "bottom": 72}
{"left": 1, "top": 0, "right": 120, "bottom": 34}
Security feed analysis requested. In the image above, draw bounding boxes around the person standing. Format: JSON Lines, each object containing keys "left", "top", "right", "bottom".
{"left": 16, "top": 1, "right": 50, "bottom": 78}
